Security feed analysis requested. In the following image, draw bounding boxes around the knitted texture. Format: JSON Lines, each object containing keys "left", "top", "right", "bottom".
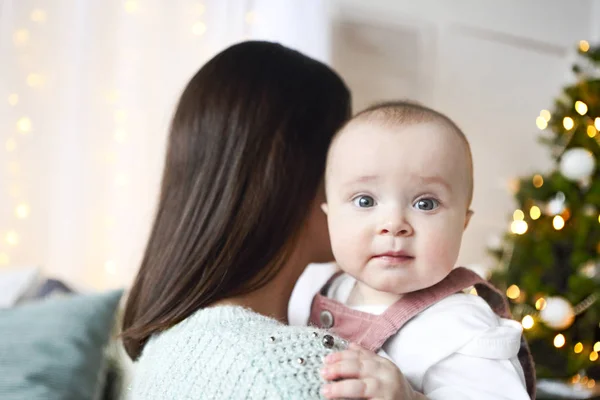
{"left": 129, "top": 306, "right": 346, "bottom": 399}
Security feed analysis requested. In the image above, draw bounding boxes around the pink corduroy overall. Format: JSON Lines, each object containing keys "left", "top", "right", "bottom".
{"left": 308, "top": 267, "right": 536, "bottom": 399}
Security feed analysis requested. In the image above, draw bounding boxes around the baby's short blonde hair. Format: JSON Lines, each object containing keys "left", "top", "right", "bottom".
{"left": 332, "top": 100, "right": 474, "bottom": 206}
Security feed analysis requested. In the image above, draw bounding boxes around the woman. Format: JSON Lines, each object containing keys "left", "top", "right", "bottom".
{"left": 122, "top": 41, "right": 420, "bottom": 400}
{"left": 121, "top": 40, "right": 351, "bottom": 398}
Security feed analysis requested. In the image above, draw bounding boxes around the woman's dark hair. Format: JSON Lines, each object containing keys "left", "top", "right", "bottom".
{"left": 121, "top": 41, "right": 351, "bottom": 360}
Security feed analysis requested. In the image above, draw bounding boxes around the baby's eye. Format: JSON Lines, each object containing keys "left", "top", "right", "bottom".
{"left": 414, "top": 198, "right": 439, "bottom": 211}
{"left": 352, "top": 195, "right": 376, "bottom": 208}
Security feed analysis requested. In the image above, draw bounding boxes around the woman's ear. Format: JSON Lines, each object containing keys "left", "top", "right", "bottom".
{"left": 464, "top": 209, "right": 474, "bottom": 230}
{"left": 320, "top": 203, "right": 328, "bottom": 215}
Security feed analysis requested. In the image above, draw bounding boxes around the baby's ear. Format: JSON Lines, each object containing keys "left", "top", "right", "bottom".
{"left": 464, "top": 209, "right": 474, "bottom": 230}
{"left": 320, "top": 203, "right": 328, "bottom": 215}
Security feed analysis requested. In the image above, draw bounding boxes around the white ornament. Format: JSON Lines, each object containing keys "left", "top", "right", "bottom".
{"left": 546, "top": 192, "right": 566, "bottom": 215}
{"left": 559, "top": 148, "right": 596, "bottom": 181}
{"left": 580, "top": 261, "right": 600, "bottom": 281}
{"left": 540, "top": 296, "right": 575, "bottom": 330}
{"left": 580, "top": 261, "right": 597, "bottom": 278}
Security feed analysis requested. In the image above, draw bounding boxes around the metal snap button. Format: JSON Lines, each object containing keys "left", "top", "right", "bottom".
{"left": 320, "top": 310, "right": 334, "bottom": 328}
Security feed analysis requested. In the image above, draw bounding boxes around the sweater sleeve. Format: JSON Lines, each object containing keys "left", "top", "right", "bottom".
{"left": 258, "top": 326, "right": 347, "bottom": 400}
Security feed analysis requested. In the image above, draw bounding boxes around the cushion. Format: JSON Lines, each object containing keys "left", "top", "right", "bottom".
{"left": 0, "top": 289, "right": 124, "bottom": 400}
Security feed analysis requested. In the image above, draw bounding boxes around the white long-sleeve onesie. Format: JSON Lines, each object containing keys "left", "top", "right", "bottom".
{"left": 288, "top": 263, "right": 530, "bottom": 400}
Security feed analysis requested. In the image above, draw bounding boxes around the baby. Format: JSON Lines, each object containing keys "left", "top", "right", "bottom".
{"left": 290, "top": 101, "right": 535, "bottom": 399}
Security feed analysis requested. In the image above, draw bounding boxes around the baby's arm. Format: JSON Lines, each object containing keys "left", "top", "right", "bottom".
{"left": 387, "top": 294, "right": 530, "bottom": 400}
{"left": 321, "top": 343, "right": 428, "bottom": 400}
{"left": 422, "top": 353, "right": 528, "bottom": 400}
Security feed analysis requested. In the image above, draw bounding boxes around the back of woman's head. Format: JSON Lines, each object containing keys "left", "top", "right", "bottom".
{"left": 122, "top": 41, "right": 351, "bottom": 360}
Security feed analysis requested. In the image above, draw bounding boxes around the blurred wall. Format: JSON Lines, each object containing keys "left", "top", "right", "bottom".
{"left": 328, "top": 0, "right": 600, "bottom": 269}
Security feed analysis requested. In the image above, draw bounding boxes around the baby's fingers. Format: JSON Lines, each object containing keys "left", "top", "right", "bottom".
{"left": 322, "top": 378, "right": 380, "bottom": 399}
{"left": 321, "top": 358, "right": 380, "bottom": 381}
{"left": 324, "top": 344, "right": 374, "bottom": 365}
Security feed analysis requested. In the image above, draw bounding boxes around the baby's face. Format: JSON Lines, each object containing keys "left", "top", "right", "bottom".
{"left": 324, "top": 120, "right": 472, "bottom": 297}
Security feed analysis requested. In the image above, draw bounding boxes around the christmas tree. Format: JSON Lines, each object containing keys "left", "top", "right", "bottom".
{"left": 490, "top": 41, "right": 600, "bottom": 386}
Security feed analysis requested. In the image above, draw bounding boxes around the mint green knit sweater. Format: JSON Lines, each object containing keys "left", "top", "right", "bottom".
{"left": 129, "top": 306, "right": 346, "bottom": 399}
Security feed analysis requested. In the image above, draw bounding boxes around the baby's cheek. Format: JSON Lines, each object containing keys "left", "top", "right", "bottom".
{"left": 422, "top": 231, "right": 461, "bottom": 267}
{"left": 329, "top": 218, "right": 363, "bottom": 263}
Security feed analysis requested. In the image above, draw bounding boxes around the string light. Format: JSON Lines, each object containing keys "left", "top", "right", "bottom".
{"left": 513, "top": 209, "right": 525, "bottom": 221}
{"left": 30, "top": 9, "right": 47, "bottom": 23}
{"left": 114, "top": 110, "right": 127, "bottom": 124}
{"left": 590, "top": 351, "right": 598, "bottom": 362}
{"left": 9, "top": 185, "right": 21, "bottom": 198}
{"left": 540, "top": 110, "right": 551, "bottom": 122}
{"left": 115, "top": 173, "right": 128, "bottom": 186}
{"left": 554, "top": 334, "right": 566, "bottom": 348}
{"left": 533, "top": 174, "right": 544, "bottom": 188}
{"left": 105, "top": 90, "right": 120, "bottom": 104}
{"left": 588, "top": 125, "right": 597, "bottom": 138}
{"left": 8, "top": 94, "right": 18, "bottom": 106}
{"left": 535, "top": 116, "right": 547, "bottom": 130}
{"left": 114, "top": 128, "right": 127, "bottom": 143}
{"left": 12, "top": 29, "right": 29, "bottom": 46}
{"left": 124, "top": 1, "right": 139, "bottom": 13}
{"left": 583, "top": 376, "right": 590, "bottom": 385}
{"left": 245, "top": 11, "right": 257, "bottom": 24}
{"left": 530, "top": 206, "right": 541, "bottom": 220}
{"left": 580, "top": 40, "right": 590, "bottom": 52}
{"left": 192, "top": 22, "right": 207, "bottom": 36}
{"left": 26, "top": 73, "right": 44, "bottom": 87}
{"left": 511, "top": 220, "right": 528, "bottom": 235}
{"left": 6, "top": 231, "right": 19, "bottom": 246}
{"left": 535, "top": 297, "right": 547, "bottom": 310}
{"left": 522, "top": 315, "right": 534, "bottom": 330}
{"left": 0, "top": 253, "right": 9, "bottom": 266}
{"left": 15, "top": 204, "right": 30, "bottom": 219}
{"left": 553, "top": 215, "right": 565, "bottom": 230}
{"left": 575, "top": 342, "right": 584, "bottom": 353}
{"left": 6, "top": 138, "right": 17, "bottom": 152}
{"left": 562, "top": 209, "right": 571, "bottom": 221}
{"left": 105, "top": 216, "right": 116, "bottom": 229}
{"left": 572, "top": 374, "right": 581, "bottom": 384}
{"left": 563, "top": 117, "right": 574, "bottom": 130}
{"left": 506, "top": 285, "right": 521, "bottom": 299}
{"left": 104, "top": 261, "right": 117, "bottom": 275}
{"left": 575, "top": 101, "right": 588, "bottom": 115}
{"left": 588, "top": 379, "right": 596, "bottom": 389}
{"left": 17, "top": 117, "right": 31, "bottom": 133}
{"left": 594, "top": 342, "right": 600, "bottom": 352}
{"left": 8, "top": 162, "right": 20, "bottom": 175}
{"left": 195, "top": 3, "right": 206, "bottom": 15}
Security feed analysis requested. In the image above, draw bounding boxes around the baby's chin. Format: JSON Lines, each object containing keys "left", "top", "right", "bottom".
{"left": 369, "top": 270, "right": 451, "bottom": 295}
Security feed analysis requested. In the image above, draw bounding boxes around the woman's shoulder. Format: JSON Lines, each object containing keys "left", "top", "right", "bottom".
{"left": 131, "top": 306, "right": 344, "bottom": 399}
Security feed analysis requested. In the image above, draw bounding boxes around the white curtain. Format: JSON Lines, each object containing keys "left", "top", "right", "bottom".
{"left": 0, "top": 0, "right": 329, "bottom": 290}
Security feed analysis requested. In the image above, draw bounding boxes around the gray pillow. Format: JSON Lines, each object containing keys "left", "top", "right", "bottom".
{"left": 0, "top": 290, "right": 124, "bottom": 400}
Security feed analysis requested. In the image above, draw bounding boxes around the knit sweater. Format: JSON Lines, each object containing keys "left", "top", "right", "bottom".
{"left": 128, "top": 305, "right": 347, "bottom": 399}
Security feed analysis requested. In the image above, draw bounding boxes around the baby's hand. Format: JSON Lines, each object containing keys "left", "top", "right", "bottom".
{"left": 320, "top": 343, "right": 425, "bottom": 400}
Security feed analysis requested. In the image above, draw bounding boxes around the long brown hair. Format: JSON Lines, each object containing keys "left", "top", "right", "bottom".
{"left": 121, "top": 41, "right": 351, "bottom": 360}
